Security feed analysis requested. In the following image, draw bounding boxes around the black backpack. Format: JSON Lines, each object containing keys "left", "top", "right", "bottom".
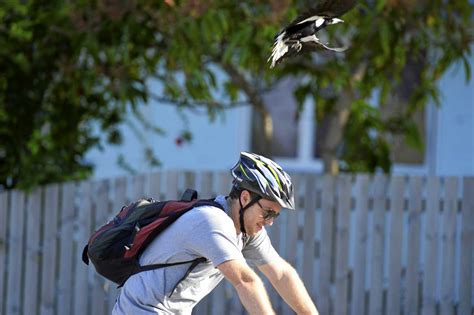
{"left": 82, "top": 189, "right": 224, "bottom": 288}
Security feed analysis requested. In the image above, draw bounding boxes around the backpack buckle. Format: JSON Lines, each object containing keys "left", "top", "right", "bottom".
{"left": 181, "top": 189, "right": 198, "bottom": 202}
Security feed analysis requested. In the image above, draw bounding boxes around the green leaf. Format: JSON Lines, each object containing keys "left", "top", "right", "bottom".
{"left": 462, "top": 54, "right": 472, "bottom": 82}
{"left": 205, "top": 69, "right": 217, "bottom": 88}
{"left": 224, "top": 82, "right": 239, "bottom": 101}
{"left": 10, "top": 21, "right": 32, "bottom": 41}
{"left": 404, "top": 121, "right": 424, "bottom": 150}
{"left": 379, "top": 23, "right": 391, "bottom": 57}
{"left": 293, "top": 84, "right": 311, "bottom": 108}
{"left": 217, "top": 11, "right": 229, "bottom": 34}
{"left": 376, "top": 0, "right": 387, "bottom": 12}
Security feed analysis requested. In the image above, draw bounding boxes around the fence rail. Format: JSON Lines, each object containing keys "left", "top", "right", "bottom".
{"left": 0, "top": 172, "right": 473, "bottom": 315}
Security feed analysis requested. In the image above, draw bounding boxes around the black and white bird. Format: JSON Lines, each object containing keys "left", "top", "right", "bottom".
{"left": 268, "top": 0, "right": 357, "bottom": 68}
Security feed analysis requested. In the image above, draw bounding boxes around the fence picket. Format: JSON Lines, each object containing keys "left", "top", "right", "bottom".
{"left": 6, "top": 190, "right": 25, "bottom": 315}
{"left": 318, "top": 175, "right": 335, "bottom": 315}
{"left": 193, "top": 171, "right": 211, "bottom": 315}
{"left": 104, "top": 175, "right": 120, "bottom": 314}
{"left": 107, "top": 177, "right": 128, "bottom": 313}
{"left": 286, "top": 173, "right": 301, "bottom": 266}
{"left": 39, "top": 185, "right": 59, "bottom": 315}
{"left": 334, "top": 175, "right": 351, "bottom": 315}
{"left": 210, "top": 171, "right": 230, "bottom": 315}
{"left": 351, "top": 174, "right": 370, "bottom": 315}
{"left": 166, "top": 170, "right": 179, "bottom": 199}
{"left": 91, "top": 180, "right": 109, "bottom": 315}
{"left": 439, "top": 177, "right": 458, "bottom": 315}
{"left": 0, "top": 191, "right": 9, "bottom": 315}
{"left": 459, "top": 177, "right": 474, "bottom": 315}
{"left": 302, "top": 174, "right": 317, "bottom": 298}
{"left": 422, "top": 176, "right": 440, "bottom": 315}
{"left": 132, "top": 174, "right": 146, "bottom": 200}
{"left": 149, "top": 172, "right": 162, "bottom": 199}
{"left": 227, "top": 281, "right": 244, "bottom": 315}
{"left": 387, "top": 176, "right": 404, "bottom": 315}
{"left": 220, "top": 164, "right": 243, "bottom": 315}
{"left": 267, "top": 168, "right": 283, "bottom": 311}
{"left": 185, "top": 171, "right": 197, "bottom": 195}
{"left": 369, "top": 174, "right": 388, "bottom": 315}
{"left": 57, "top": 182, "right": 76, "bottom": 315}
{"left": 23, "top": 189, "right": 42, "bottom": 315}
{"left": 73, "top": 182, "right": 92, "bottom": 315}
{"left": 282, "top": 174, "right": 301, "bottom": 315}
{"left": 405, "top": 176, "right": 423, "bottom": 315}
{"left": 200, "top": 171, "right": 212, "bottom": 198}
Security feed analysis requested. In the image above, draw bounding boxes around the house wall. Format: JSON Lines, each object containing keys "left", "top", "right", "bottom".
{"left": 436, "top": 64, "right": 474, "bottom": 175}
{"left": 86, "top": 57, "right": 474, "bottom": 178}
{"left": 86, "top": 94, "right": 252, "bottom": 179}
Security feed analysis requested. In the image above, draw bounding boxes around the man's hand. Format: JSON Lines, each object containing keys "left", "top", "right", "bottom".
{"left": 218, "top": 259, "right": 275, "bottom": 315}
{"left": 259, "top": 257, "right": 319, "bottom": 315}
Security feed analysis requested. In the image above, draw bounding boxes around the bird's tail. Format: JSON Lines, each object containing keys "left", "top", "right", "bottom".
{"left": 268, "top": 32, "right": 288, "bottom": 68}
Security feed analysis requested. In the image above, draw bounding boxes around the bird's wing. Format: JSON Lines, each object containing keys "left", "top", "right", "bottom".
{"left": 287, "top": 0, "right": 357, "bottom": 27}
{"left": 312, "top": 0, "right": 357, "bottom": 17}
{"left": 281, "top": 18, "right": 321, "bottom": 38}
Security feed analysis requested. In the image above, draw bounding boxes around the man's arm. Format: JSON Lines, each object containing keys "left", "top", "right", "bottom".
{"left": 218, "top": 259, "right": 275, "bottom": 315}
{"left": 258, "top": 256, "right": 319, "bottom": 315}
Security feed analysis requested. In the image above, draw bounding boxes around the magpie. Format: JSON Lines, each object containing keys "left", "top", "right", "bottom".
{"left": 268, "top": 0, "right": 357, "bottom": 68}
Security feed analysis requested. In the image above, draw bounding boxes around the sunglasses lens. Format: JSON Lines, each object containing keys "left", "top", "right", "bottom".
{"left": 264, "top": 210, "right": 279, "bottom": 221}
{"left": 257, "top": 200, "right": 279, "bottom": 221}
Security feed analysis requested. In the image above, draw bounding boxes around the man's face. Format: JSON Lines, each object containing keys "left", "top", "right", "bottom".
{"left": 242, "top": 195, "right": 282, "bottom": 236}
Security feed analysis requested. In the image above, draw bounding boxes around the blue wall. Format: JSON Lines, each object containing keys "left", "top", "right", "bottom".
{"left": 87, "top": 55, "right": 474, "bottom": 178}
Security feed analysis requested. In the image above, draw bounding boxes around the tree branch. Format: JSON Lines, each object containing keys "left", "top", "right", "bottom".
{"left": 218, "top": 61, "right": 273, "bottom": 154}
{"left": 149, "top": 93, "right": 250, "bottom": 110}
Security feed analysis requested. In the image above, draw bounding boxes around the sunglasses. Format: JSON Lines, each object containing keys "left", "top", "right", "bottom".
{"left": 256, "top": 200, "right": 280, "bottom": 221}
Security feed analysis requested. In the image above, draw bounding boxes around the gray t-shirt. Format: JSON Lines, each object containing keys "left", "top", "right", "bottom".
{"left": 112, "top": 195, "right": 279, "bottom": 315}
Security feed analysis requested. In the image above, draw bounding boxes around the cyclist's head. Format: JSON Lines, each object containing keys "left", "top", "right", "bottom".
{"left": 230, "top": 152, "right": 295, "bottom": 210}
{"left": 229, "top": 185, "right": 260, "bottom": 201}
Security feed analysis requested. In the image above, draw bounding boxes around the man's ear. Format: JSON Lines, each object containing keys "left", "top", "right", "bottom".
{"left": 240, "top": 190, "right": 250, "bottom": 207}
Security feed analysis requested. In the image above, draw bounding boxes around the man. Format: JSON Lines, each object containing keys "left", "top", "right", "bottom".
{"left": 113, "top": 152, "right": 319, "bottom": 314}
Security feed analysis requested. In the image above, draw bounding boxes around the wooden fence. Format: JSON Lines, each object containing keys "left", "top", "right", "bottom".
{"left": 0, "top": 172, "right": 473, "bottom": 315}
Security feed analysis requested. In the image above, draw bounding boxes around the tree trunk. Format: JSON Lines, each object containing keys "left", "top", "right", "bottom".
{"left": 382, "top": 51, "right": 427, "bottom": 164}
{"left": 251, "top": 105, "right": 273, "bottom": 155}
{"left": 319, "top": 89, "right": 353, "bottom": 174}
{"left": 220, "top": 62, "right": 273, "bottom": 155}
{"left": 318, "top": 63, "right": 366, "bottom": 174}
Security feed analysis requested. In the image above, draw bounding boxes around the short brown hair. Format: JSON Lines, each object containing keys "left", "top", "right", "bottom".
{"left": 229, "top": 184, "right": 260, "bottom": 200}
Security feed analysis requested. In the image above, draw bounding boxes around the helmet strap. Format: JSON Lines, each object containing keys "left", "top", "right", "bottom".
{"left": 238, "top": 195, "right": 261, "bottom": 235}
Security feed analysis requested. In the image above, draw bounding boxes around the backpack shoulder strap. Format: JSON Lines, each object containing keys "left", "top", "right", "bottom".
{"left": 181, "top": 189, "right": 198, "bottom": 202}
{"left": 194, "top": 199, "right": 225, "bottom": 212}
{"left": 117, "top": 197, "right": 226, "bottom": 288}
{"left": 82, "top": 245, "right": 89, "bottom": 265}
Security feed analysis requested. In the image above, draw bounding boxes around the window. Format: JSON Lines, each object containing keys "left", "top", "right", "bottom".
{"left": 251, "top": 78, "right": 298, "bottom": 158}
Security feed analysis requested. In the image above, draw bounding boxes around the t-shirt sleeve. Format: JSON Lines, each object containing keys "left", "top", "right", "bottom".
{"left": 183, "top": 207, "right": 245, "bottom": 268}
{"left": 242, "top": 227, "right": 279, "bottom": 266}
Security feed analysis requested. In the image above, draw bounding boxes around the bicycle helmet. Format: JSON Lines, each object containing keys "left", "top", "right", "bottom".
{"left": 231, "top": 152, "right": 295, "bottom": 210}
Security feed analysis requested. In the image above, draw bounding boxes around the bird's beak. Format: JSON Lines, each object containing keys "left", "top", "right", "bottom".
{"left": 330, "top": 18, "right": 344, "bottom": 24}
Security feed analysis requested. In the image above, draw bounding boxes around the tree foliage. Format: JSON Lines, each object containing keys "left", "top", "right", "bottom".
{"left": 154, "top": 0, "right": 473, "bottom": 173}
{"left": 285, "top": 0, "right": 473, "bottom": 172}
{"left": 0, "top": 1, "right": 167, "bottom": 189}
{"left": 1, "top": 0, "right": 472, "bottom": 190}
